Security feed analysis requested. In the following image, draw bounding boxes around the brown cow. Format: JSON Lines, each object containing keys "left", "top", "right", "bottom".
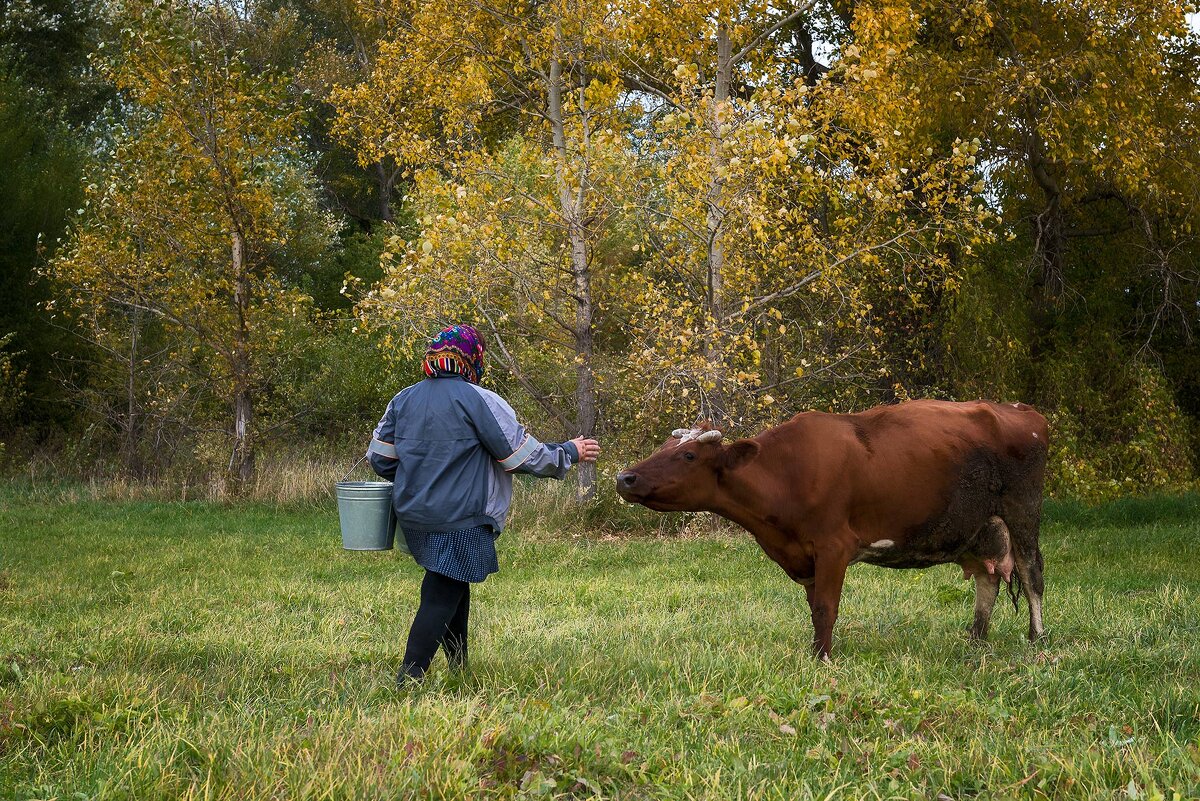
{"left": 615, "top": 399, "right": 1048, "bottom": 659}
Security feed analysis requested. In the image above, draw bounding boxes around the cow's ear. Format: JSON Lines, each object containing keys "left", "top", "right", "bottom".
{"left": 721, "top": 439, "right": 759, "bottom": 471}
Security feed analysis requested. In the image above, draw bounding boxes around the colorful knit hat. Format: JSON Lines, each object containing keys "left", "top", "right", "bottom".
{"left": 423, "top": 324, "right": 486, "bottom": 384}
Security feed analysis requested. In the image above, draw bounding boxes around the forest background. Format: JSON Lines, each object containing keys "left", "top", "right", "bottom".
{"left": 2, "top": 0, "right": 1199, "bottom": 510}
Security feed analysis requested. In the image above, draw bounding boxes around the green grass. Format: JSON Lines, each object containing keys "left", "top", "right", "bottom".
{"left": 1, "top": 489, "right": 1199, "bottom": 800}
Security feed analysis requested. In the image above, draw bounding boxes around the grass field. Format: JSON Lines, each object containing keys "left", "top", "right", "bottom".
{"left": 1, "top": 487, "right": 1199, "bottom": 800}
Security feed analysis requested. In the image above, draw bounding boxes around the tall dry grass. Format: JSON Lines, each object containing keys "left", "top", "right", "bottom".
{"left": 5, "top": 446, "right": 365, "bottom": 505}
{"left": 2, "top": 447, "right": 681, "bottom": 535}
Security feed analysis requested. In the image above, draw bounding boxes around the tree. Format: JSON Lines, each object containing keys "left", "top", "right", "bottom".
{"left": 334, "top": 0, "right": 1199, "bottom": 502}
{"left": 892, "top": 0, "right": 1200, "bottom": 493}
{"left": 0, "top": 0, "right": 109, "bottom": 437}
{"left": 892, "top": 0, "right": 1200, "bottom": 355}
{"left": 336, "top": 0, "right": 993, "bottom": 469}
{"left": 610, "top": 2, "right": 820, "bottom": 423}
{"left": 335, "top": 0, "right": 631, "bottom": 498}
{"left": 605, "top": 0, "right": 991, "bottom": 433}
{"left": 256, "top": 0, "right": 403, "bottom": 229}
{"left": 0, "top": 333, "right": 26, "bottom": 458}
{"left": 49, "top": 0, "right": 336, "bottom": 489}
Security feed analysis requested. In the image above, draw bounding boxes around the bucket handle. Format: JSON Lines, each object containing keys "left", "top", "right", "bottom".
{"left": 340, "top": 453, "right": 370, "bottom": 483}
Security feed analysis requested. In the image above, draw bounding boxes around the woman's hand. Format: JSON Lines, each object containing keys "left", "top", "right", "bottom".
{"left": 569, "top": 437, "right": 601, "bottom": 462}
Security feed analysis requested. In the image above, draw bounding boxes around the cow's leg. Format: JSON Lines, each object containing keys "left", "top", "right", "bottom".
{"left": 966, "top": 515, "right": 1011, "bottom": 641}
{"left": 1007, "top": 505, "right": 1046, "bottom": 642}
{"left": 1015, "top": 545, "right": 1046, "bottom": 641}
{"left": 804, "top": 543, "right": 852, "bottom": 660}
{"left": 969, "top": 572, "right": 1001, "bottom": 640}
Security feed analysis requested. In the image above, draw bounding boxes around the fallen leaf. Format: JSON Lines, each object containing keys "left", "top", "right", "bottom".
{"left": 573, "top": 776, "right": 600, "bottom": 793}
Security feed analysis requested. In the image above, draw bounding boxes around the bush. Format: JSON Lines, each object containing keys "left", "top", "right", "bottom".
{"left": 1041, "top": 347, "right": 1196, "bottom": 502}
{"left": 0, "top": 332, "right": 26, "bottom": 459}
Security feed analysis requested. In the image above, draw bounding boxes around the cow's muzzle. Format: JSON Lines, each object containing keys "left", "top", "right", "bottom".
{"left": 614, "top": 471, "right": 640, "bottom": 500}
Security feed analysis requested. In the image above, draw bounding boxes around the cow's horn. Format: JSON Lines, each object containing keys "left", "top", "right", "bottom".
{"left": 696, "top": 430, "right": 723, "bottom": 443}
{"left": 670, "top": 428, "right": 690, "bottom": 438}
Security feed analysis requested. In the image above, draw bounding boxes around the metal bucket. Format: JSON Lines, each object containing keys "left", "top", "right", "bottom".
{"left": 335, "top": 481, "right": 408, "bottom": 553}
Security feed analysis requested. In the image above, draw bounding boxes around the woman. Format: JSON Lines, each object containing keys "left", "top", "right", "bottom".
{"left": 367, "top": 324, "right": 600, "bottom": 685}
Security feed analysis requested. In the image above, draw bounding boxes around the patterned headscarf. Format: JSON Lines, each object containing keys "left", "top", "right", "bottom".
{"left": 423, "top": 324, "right": 486, "bottom": 384}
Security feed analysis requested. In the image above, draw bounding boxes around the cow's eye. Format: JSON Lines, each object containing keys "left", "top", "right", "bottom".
{"left": 683, "top": 451, "right": 695, "bottom": 461}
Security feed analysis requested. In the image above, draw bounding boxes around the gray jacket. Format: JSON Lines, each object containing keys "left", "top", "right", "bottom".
{"left": 367, "top": 374, "right": 579, "bottom": 533}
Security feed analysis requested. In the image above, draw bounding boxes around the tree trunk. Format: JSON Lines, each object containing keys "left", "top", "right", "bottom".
{"left": 375, "top": 158, "right": 395, "bottom": 222}
{"left": 703, "top": 20, "right": 732, "bottom": 424}
{"left": 549, "top": 35, "right": 597, "bottom": 500}
{"left": 572, "top": 271, "right": 597, "bottom": 499}
{"left": 121, "top": 305, "right": 141, "bottom": 477}
{"left": 1023, "top": 110, "right": 1065, "bottom": 394}
{"left": 1028, "top": 154, "right": 1065, "bottom": 302}
{"left": 230, "top": 230, "right": 255, "bottom": 492}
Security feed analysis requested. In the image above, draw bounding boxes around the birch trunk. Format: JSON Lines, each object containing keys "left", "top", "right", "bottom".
{"left": 121, "top": 306, "right": 141, "bottom": 476}
{"left": 704, "top": 20, "right": 732, "bottom": 424}
{"left": 230, "top": 229, "right": 255, "bottom": 491}
{"left": 549, "top": 35, "right": 598, "bottom": 500}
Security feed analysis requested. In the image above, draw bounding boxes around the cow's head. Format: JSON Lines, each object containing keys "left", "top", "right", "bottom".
{"left": 615, "top": 424, "right": 760, "bottom": 511}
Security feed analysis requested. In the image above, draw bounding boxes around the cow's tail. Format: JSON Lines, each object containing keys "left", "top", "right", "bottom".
{"left": 1007, "top": 570, "right": 1021, "bottom": 612}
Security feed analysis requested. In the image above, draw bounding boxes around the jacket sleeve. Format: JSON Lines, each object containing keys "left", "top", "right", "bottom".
{"left": 366, "top": 400, "right": 399, "bottom": 481}
{"left": 469, "top": 387, "right": 577, "bottom": 479}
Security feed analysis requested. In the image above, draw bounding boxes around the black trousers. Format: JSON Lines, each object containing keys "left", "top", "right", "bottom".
{"left": 400, "top": 569, "right": 470, "bottom": 680}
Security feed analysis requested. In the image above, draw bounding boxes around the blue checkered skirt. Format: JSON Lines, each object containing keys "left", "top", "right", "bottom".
{"left": 404, "top": 525, "right": 499, "bottom": 583}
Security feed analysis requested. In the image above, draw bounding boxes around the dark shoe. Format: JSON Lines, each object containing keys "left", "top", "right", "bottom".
{"left": 396, "top": 663, "right": 425, "bottom": 690}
